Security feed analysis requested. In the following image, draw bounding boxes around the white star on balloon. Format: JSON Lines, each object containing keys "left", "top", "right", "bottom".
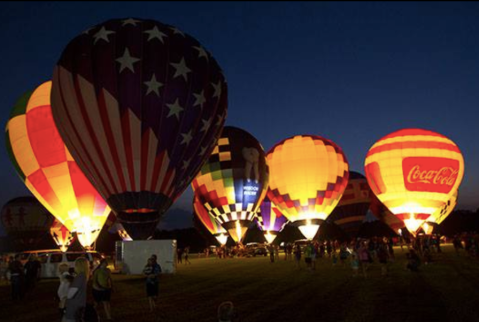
{"left": 122, "top": 18, "right": 141, "bottom": 26}
{"left": 181, "top": 159, "right": 191, "bottom": 170}
{"left": 216, "top": 114, "right": 225, "bottom": 127}
{"left": 169, "top": 26, "right": 185, "bottom": 37}
{"left": 144, "top": 26, "right": 167, "bottom": 43}
{"left": 199, "top": 146, "right": 208, "bottom": 156}
{"left": 170, "top": 58, "right": 192, "bottom": 81}
{"left": 193, "top": 46, "right": 209, "bottom": 60}
{"left": 144, "top": 74, "right": 163, "bottom": 96}
{"left": 116, "top": 48, "right": 140, "bottom": 73}
{"left": 212, "top": 81, "right": 222, "bottom": 98}
{"left": 180, "top": 131, "right": 193, "bottom": 145}
{"left": 166, "top": 98, "right": 184, "bottom": 119}
{"left": 93, "top": 27, "right": 115, "bottom": 44}
{"left": 200, "top": 118, "right": 212, "bottom": 132}
{"left": 193, "top": 90, "right": 206, "bottom": 108}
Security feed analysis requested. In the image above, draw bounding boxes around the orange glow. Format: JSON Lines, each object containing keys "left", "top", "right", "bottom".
{"left": 6, "top": 81, "right": 110, "bottom": 249}
{"left": 365, "top": 129, "right": 464, "bottom": 235}
{"left": 266, "top": 135, "right": 349, "bottom": 239}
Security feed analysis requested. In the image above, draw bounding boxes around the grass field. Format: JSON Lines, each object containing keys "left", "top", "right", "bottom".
{"left": 2, "top": 245, "right": 479, "bottom": 322}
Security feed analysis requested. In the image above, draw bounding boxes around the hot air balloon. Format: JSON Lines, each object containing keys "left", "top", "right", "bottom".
{"left": 193, "top": 196, "right": 228, "bottom": 245}
{"left": 257, "top": 195, "right": 288, "bottom": 244}
{"left": 369, "top": 193, "right": 404, "bottom": 235}
{"left": 365, "top": 128, "right": 464, "bottom": 236}
{"left": 421, "top": 191, "right": 458, "bottom": 234}
{"left": 433, "top": 191, "right": 458, "bottom": 225}
{"left": 191, "top": 126, "right": 268, "bottom": 243}
{"left": 266, "top": 135, "right": 349, "bottom": 240}
{"left": 50, "top": 18, "right": 227, "bottom": 240}
{"left": 0, "top": 196, "right": 54, "bottom": 249}
{"left": 327, "top": 171, "right": 370, "bottom": 238}
{"left": 50, "top": 218, "right": 74, "bottom": 252}
{"left": 5, "top": 81, "right": 110, "bottom": 249}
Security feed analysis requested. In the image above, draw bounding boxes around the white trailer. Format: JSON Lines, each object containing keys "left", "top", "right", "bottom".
{"left": 115, "top": 240, "right": 177, "bottom": 274}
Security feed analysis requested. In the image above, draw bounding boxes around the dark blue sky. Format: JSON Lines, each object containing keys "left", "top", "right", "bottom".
{"left": 1, "top": 2, "right": 478, "bottom": 233}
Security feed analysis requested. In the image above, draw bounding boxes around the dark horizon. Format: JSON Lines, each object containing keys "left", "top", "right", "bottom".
{"left": 1, "top": 2, "right": 478, "bottom": 234}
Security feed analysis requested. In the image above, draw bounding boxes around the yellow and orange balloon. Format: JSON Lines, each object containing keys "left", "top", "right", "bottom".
{"left": 365, "top": 128, "right": 464, "bottom": 236}
{"left": 5, "top": 81, "right": 110, "bottom": 249}
{"left": 266, "top": 135, "right": 349, "bottom": 240}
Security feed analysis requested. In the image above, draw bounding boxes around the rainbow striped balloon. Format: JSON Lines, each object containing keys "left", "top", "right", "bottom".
{"left": 365, "top": 128, "right": 464, "bottom": 235}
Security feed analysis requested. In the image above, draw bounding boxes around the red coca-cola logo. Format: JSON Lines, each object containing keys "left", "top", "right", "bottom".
{"left": 403, "top": 157, "right": 459, "bottom": 194}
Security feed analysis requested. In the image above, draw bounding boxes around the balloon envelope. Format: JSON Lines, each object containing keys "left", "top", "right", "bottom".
{"left": 266, "top": 135, "right": 349, "bottom": 240}
{"left": 193, "top": 196, "right": 228, "bottom": 245}
{"left": 51, "top": 18, "right": 228, "bottom": 240}
{"left": 191, "top": 126, "right": 269, "bottom": 243}
{"left": 365, "top": 128, "right": 464, "bottom": 236}
{"left": 5, "top": 81, "right": 110, "bottom": 249}
{"left": 257, "top": 194, "right": 288, "bottom": 243}
{"left": 1, "top": 196, "right": 54, "bottom": 248}
{"left": 50, "top": 218, "right": 74, "bottom": 252}
{"left": 327, "top": 171, "right": 371, "bottom": 238}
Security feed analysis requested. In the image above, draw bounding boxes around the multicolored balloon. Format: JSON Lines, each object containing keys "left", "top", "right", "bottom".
{"left": 432, "top": 191, "right": 458, "bottom": 225}
{"left": 0, "top": 196, "right": 54, "bottom": 248}
{"left": 266, "top": 135, "right": 349, "bottom": 240}
{"left": 327, "top": 171, "right": 370, "bottom": 238}
{"left": 50, "top": 218, "right": 74, "bottom": 252}
{"left": 5, "top": 81, "right": 110, "bottom": 249}
{"left": 51, "top": 18, "right": 227, "bottom": 240}
{"left": 256, "top": 195, "right": 288, "bottom": 244}
{"left": 365, "top": 128, "right": 464, "bottom": 236}
{"left": 191, "top": 126, "right": 269, "bottom": 243}
{"left": 193, "top": 196, "right": 228, "bottom": 245}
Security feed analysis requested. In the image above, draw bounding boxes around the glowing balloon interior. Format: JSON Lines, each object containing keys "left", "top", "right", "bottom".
{"left": 192, "top": 126, "right": 269, "bottom": 243}
{"left": 257, "top": 195, "right": 288, "bottom": 243}
{"left": 5, "top": 81, "right": 110, "bottom": 249}
{"left": 50, "top": 218, "right": 74, "bottom": 252}
{"left": 365, "top": 129, "right": 464, "bottom": 236}
{"left": 266, "top": 135, "right": 349, "bottom": 240}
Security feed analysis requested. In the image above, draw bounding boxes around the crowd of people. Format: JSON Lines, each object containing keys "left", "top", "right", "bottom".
{"left": 2, "top": 233, "right": 478, "bottom": 321}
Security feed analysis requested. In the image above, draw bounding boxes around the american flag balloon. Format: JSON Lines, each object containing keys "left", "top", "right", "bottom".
{"left": 51, "top": 18, "right": 228, "bottom": 239}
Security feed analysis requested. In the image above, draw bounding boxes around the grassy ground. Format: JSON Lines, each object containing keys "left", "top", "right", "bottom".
{"left": 2, "top": 245, "right": 479, "bottom": 322}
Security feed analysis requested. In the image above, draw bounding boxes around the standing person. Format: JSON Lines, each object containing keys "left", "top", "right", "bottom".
{"left": 63, "top": 257, "right": 90, "bottom": 322}
{"left": 339, "top": 244, "right": 349, "bottom": 267}
{"left": 326, "top": 241, "right": 333, "bottom": 258}
{"left": 57, "top": 263, "right": 73, "bottom": 319}
{"left": 311, "top": 243, "right": 317, "bottom": 270}
{"left": 268, "top": 244, "right": 275, "bottom": 263}
{"left": 177, "top": 248, "right": 183, "bottom": 264}
{"left": 294, "top": 244, "right": 302, "bottom": 270}
{"left": 304, "top": 243, "right": 312, "bottom": 270}
{"left": 377, "top": 242, "right": 389, "bottom": 276}
{"left": 24, "top": 255, "right": 41, "bottom": 294}
{"left": 143, "top": 257, "right": 161, "bottom": 312}
{"left": 350, "top": 253, "right": 359, "bottom": 277}
{"left": 358, "top": 242, "right": 370, "bottom": 278}
{"left": 283, "top": 243, "right": 288, "bottom": 261}
{"left": 8, "top": 254, "right": 24, "bottom": 301}
{"left": 0, "top": 256, "right": 9, "bottom": 283}
{"left": 184, "top": 247, "right": 191, "bottom": 264}
{"left": 92, "top": 259, "right": 113, "bottom": 321}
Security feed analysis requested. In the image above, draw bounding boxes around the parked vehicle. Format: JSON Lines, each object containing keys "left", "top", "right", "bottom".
{"left": 245, "top": 242, "right": 268, "bottom": 257}
{"left": 19, "top": 250, "right": 103, "bottom": 278}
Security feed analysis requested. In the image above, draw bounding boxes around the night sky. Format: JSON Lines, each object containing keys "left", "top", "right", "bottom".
{"left": 0, "top": 2, "right": 478, "bottom": 234}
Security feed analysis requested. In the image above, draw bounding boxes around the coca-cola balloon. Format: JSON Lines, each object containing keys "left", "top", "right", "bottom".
{"left": 365, "top": 128, "right": 464, "bottom": 236}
